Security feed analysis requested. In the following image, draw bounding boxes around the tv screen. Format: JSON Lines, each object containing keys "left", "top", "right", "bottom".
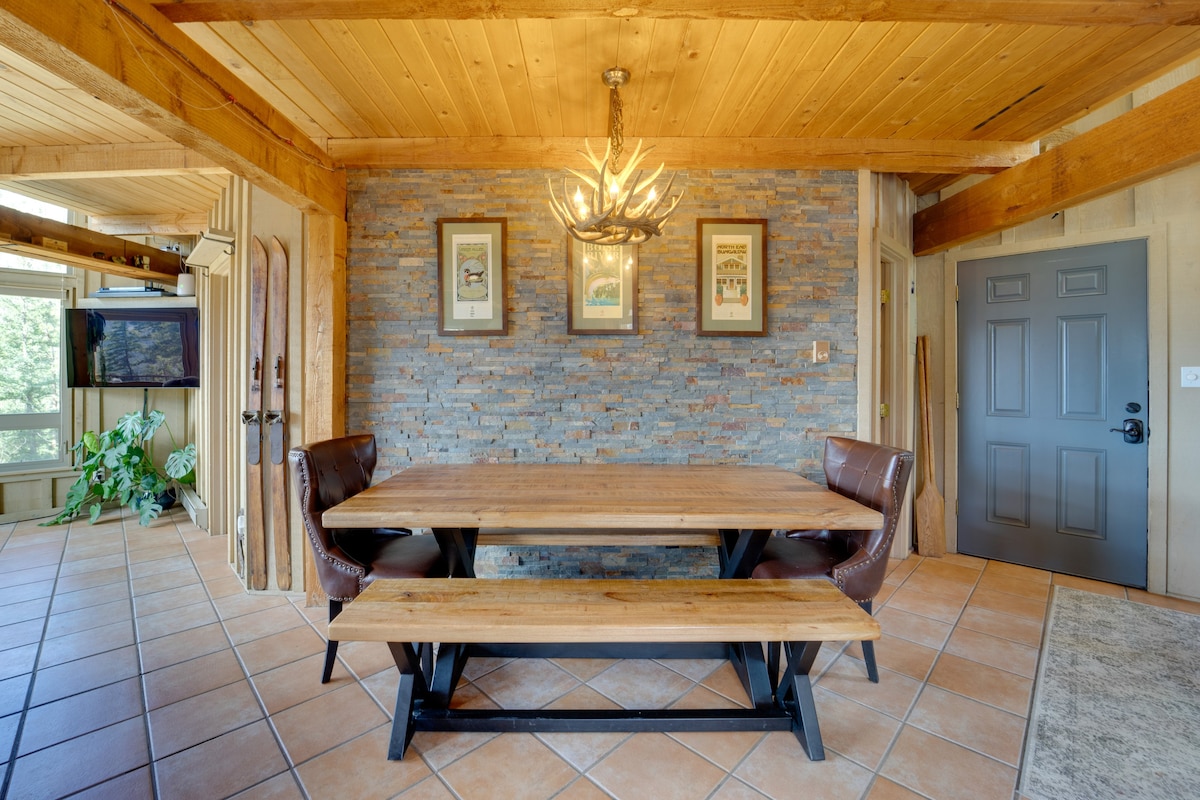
{"left": 65, "top": 307, "right": 200, "bottom": 388}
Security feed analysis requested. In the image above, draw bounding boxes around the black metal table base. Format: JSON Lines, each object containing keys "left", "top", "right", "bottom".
{"left": 383, "top": 638, "right": 826, "bottom": 762}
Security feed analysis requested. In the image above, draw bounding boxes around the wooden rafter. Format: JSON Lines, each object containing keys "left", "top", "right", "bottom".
{"left": 0, "top": 0, "right": 344, "bottom": 217}
{"left": 912, "top": 75, "right": 1200, "bottom": 255}
{"left": 0, "top": 143, "right": 226, "bottom": 180}
{"left": 89, "top": 213, "right": 210, "bottom": 235}
{"left": 330, "top": 136, "right": 1033, "bottom": 173}
{"left": 154, "top": 0, "right": 1200, "bottom": 25}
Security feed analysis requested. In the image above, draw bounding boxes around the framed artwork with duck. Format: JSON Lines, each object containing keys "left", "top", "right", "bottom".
{"left": 437, "top": 217, "right": 508, "bottom": 335}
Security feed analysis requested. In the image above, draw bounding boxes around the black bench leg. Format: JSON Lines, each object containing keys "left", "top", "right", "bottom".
{"left": 778, "top": 641, "right": 825, "bottom": 761}
{"left": 386, "top": 641, "right": 427, "bottom": 760}
{"left": 728, "top": 642, "right": 774, "bottom": 708}
{"left": 858, "top": 600, "right": 879, "bottom": 683}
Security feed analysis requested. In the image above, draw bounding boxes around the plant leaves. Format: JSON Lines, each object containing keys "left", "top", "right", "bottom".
{"left": 165, "top": 443, "right": 197, "bottom": 481}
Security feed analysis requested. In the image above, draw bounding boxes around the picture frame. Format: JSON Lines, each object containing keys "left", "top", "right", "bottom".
{"left": 696, "top": 218, "right": 767, "bottom": 336}
{"left": 567, "top": 239, "right": 639, "bottom": 335}
{"left": 437, "top": 217, "right": 508, "bottom": 336}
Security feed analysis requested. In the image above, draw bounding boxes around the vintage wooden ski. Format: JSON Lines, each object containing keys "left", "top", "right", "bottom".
{"left": 265, "top": 236, "right": 291, "bottom": 590}
{"left": 242, "top": 236, "right": 269, "bottom": 591}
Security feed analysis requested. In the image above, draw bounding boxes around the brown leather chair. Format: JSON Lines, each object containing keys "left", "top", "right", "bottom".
{"left": 289, "top": 434, "right": 448, "bottom": 683}
{"left": 752, "top": 437, "right": 914, "bottom": 682}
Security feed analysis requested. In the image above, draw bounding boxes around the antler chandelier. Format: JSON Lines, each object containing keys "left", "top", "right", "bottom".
{"left": 548, "top": 67, "right": 683, "bottom": 246}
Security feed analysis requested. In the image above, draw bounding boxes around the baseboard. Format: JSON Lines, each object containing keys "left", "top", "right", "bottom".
{"left": 179, "top": 487, "right": 208, "bottom": 530}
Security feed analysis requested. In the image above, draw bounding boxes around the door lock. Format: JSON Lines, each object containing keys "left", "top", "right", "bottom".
{"left": 1109, "top": 418, "right": 1144, "bottom": 444}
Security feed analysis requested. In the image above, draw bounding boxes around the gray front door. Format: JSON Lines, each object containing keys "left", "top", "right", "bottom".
{"left": 957, "top": 240, "right": 1148, "bottom": 587}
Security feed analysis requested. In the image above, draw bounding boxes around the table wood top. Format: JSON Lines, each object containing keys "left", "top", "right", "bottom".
{"left": 321, "top": 463, "right": 883, "bottom": 532}
{"left": 328, "top": 578, "right": 881, "bottom": 644}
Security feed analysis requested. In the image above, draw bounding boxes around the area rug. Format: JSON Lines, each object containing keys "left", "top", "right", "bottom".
{"left": 1019, "top": 586, "right": 1200, "bottom": 799}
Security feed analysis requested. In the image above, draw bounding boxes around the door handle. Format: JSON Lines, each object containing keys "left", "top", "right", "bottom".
{"left": 1109, "top": 418, "right": 1144, "bottom": 444}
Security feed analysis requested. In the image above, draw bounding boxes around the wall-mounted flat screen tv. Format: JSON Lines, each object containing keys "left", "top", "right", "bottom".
{"left": 65, "top": 307, "right": 200, "bottom": 388}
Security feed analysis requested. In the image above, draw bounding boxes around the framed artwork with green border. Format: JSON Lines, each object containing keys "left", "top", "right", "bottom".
{"left": 436, "top": 217, "right": 507, "bottom": 336}
{"left": 696, "top": 218, "right": 767, "bottom": 336}
{"left": 567, "top": 239, "right": 638, "bottom": 335}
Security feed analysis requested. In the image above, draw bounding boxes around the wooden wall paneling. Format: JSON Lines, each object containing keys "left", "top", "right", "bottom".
{"left": 345, "top": 20, "right": 444, "bottom": 137}
{"left": 249, "top": 20, "right": 376, "bottom": 139}
{"left": 631, "top": 19, "right": 688, "bottom": 138}
{"left": 678, "top": 21, "right": 758, "bottom": 138}
{"left": 483, "top": 20, "right": 541, "bottom": 138}
{"left": 582, "top": 19, "right": 623, "bottom": 133}
{"left": 737, "top": 23, "right": 826, "bottom": 137}
{"left": 413, "top": 20, "right": 492, "bottom": 137}
{"left": 516, "top": 19, "right": 562, "bottom": 137}
{"left": 378, "top": 20, "right": 469, "bottom": 138}
{"left": 655, "top": 21, "right": 722, "bottom": 138}
{"left": 610, "top": 18, "right": 654, "bottom": 134}
{"left": 286, "top": 21, "right": 398, "bottom": 138}
{"left": 191, "top": 21, "right": 343, "bottom": 141}
{"left": 797, "top": 22, "right": 928, "bottom": 138}
{"left": 689, "top": 21, "right": 786, "bottom": 138}
{"left": 454, "top": 20, "right": 519, "bottom": 137}
{"left": 314, "top": 21, "right": 419, "bottom": 138}
{"left": 551, "top": 19, "right": 589, "bottom": 138}
{"left": 753, "top": 22, "right": 854, "bottom": 137}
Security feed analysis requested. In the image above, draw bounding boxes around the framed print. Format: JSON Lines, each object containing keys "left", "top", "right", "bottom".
{"left": 696, "top": 218, "right": 767, "bottom": 336}
{"left": 437, "top": 217, "right": 508, "bottom": 335}
{"left": 568, "top": 239, "right": 639, "bottom": 335}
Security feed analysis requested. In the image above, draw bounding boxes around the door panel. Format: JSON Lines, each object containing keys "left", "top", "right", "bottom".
{"left": 958, "top": 240, "right": 1148, "bottom": 587}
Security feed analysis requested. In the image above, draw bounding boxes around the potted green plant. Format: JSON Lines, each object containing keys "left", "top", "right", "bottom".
{"left": 45, "top": 409, "right": 197, "bottom": 527}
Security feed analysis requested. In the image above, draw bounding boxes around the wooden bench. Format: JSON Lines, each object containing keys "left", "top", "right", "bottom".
{"left": 328, "top": 577, "right": 880, "bottom": 761}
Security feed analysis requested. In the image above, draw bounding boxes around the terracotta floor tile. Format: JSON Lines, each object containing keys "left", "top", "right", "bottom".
{"left": 0, "top": 618, "right": 43, "bottom": 649}
{"left": 50, "top": 582, "right": 129, "bottom": 614}
{"left": 136, "top": 599, "right": 220, "bottom": 641}
{"left": 56, "top": 566, "right": 128, "bottom": 593}
{"left": 19, "top": 677, "right": 144, "bottom": 755}
{"left": 926, "top": 653, "right": 1034, "bottom": 716}
{"left": 591, "top": 732, "right": 726, "bottom": 800}
{"left": 0, "top": 642, "right": 38, "bottom": 681}
{"left": 977, "top": 572, "right": 1053, "bottom": 600}
{"left": 131, "top": 583, "right": 208, "bottom": 618}
{"left": 58, "top": 552, "right": 127, "bottom": 576}
{"left": 966, "top": 586, "right": 1049, "bottom": 622}
{"left": 442, "top": 732, "right": 579, "bottom": 800}
{"left": 474, "top": 657, "right": 581, "bottom": 708}
{"left": 880, "top": 725, "right": 1016, "bottom": 800}
{"left": 223, "top": 604, "right": 307, "bottom": 645}
{"left": 1127, "top": 588, "right": 1200, "bottom": 615}
{"left": 866, "top": 776, "right": 929, "bottom": 799}
{"left": 410, "top": 685, "right": 501, "bottom": 770}
{"left": 271, "top": 683, "right": 389, "bottom": 764}
{"left": 696, "top": 660, "right": 754, "bottom": 708}
{"left": 138, "top": 621, "right": 230, "bottom": 672}
{"left": 1051, "top": 573, "right": 1128, "bottom": 597}
{"left": 236, "top": 625, "right": 326, "bottom": 675}
{"left": 148, "top": 679, "right": 264, "bottom": 758}
{"left": 253, "top": 652, "right": 349, "bottom": 715}
{"left": 0, "top": 579, "right": 54, "bottom": 607}
{"left": 874, "top": 606, "right": 953, "bottom": 650}
{"left": 29, "top": 646, "right": 141, "bottom": 705}
{"left": 153, "top": 720, "right": 288, "bottom": 800}
{"left": 129, "top": 554, "right": 195, "bottom": 579}
{"left": 6, "top": 717, "right": 149, "bottom": 800}
{"left": 885, "top": 556, "right": 920, "bottom": 581}
{"left": 710, "top": 779, "right": 772, "bottom": 799}
{"left": 957, "top": 605, "right": 1044, "bottom": 647}
{"left": 130, "top": 568, "right": 202, "bottom": 596}
{"left": 556, "top": 777, "right": 620, "bottom": 800}
{"left": 2, "top": 596, "right": 51, "bottom": 625}
{"left": 893, "top": 572, "right": 974, "bottom": 604}
{"left": 907, "top": 686, "right": 1026, "bottom": 765}
{"left": 940, "top": 552, "right": 988, "bottom": 570}
{"left": 228, "top": 771, "right": 306, "bottom": 800}
{"left": 550, "top": 657, "right": 619, "bottom": 682}
{"left": 143, "top": 648, "right": 246, "bottom": 710}
{"left": 537, "top": 685, "right": 628, "bottom": 770}
{"left": 982, "top": 560, "right": 1051, "bottom": 585}
{"left": 845, "top": 634, "right": 939, "bottom": 681}
{"left": 812, "top": 686, "right": 903, "bottom": 770}
{"left": 944, "top": 628, "right": 1039, "bottom": 678}
{"left": 587, "top": 658, "right": 696, "bottom": 709}
{"left": 883, "top": 586, "right": 967, "bottom": 624}
{"left": 816, "top": 657, "right": 922, "bottom": 720}
{"left": 212, "top": 589, "right": 290, "bottom": 620}
{"left": 393, "top": 776, "right": 459, "bottom": 799}
{"left": 911, "top": 559, "right": 982, "bottom": 586}
{"left": 67, "top": 766, "right": 154, "bottom": 800}
{"left": 44, "top": 599, "right": 131, "bottom": 639}
{"left": 296, "top": 725, "right": 433, "bottom": 800}
{"left": 0, "top": 673, "right": 30, "bottom": 717}
{"left": 37, "top": 619, "right": 135, "bottom": 668}
{"left": 669, "top": 686, "right": 764, "bottom": 770}
{"left": 335, "top": 638, "right": 403, "bottom": 679}
{"left": 734, "top": 731, "right": 874, "bottom": 800}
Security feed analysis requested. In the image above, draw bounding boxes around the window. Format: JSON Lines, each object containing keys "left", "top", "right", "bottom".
{"left": 0, "top": 286, "right": 66, "bottom": 471}
{"left": 0, "top": 191, "right": 72, "bottom": 472}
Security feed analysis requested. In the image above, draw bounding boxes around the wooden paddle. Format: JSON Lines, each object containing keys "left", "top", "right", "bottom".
{"left": 915, "top": 336, "right": 946, "bottom": 557}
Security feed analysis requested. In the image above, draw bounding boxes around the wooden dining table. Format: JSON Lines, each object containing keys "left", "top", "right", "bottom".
{"left": 320, "top": 462, "right": 884, "bottom": 579}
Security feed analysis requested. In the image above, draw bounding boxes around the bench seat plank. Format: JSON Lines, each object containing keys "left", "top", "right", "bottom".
{"left": 328, "top": 578, "right": 880, "bottom": 644}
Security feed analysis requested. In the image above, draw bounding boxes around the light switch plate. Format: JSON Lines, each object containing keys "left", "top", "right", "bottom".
{"left": 813, "top": 341, "right": 830, "bottom": 363}
{"left": 1183, "top": 367, "right": 1200, "bottom": 388}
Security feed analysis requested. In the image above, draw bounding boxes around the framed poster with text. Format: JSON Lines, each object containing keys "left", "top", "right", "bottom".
{"left": 696, "top": 218, "right": 767, "bottom": 336}
{"left": 567, "top": 238, "right": 638, "bottom": 335}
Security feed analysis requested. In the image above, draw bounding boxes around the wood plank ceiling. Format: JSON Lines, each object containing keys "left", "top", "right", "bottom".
{"left": 0, "top": 1, "right": 1198, "bottom": 237}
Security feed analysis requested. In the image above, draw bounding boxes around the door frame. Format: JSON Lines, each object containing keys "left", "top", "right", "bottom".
{"left": 943, "top": 225, "right": 1169, "bottom": 593}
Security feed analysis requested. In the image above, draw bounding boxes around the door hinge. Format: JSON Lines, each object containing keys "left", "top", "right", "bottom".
{"left": 880, "top": 289, "right": 890, "bottom": 304}
{"left": 955, "top": 285, "right": 959, "bottom": 302}
{"left": 955, "top": 499, "right": 959, "bottom": 516}
{"left": 955, "top": 392, "right": 960, "bottom": 409}
{"left": 879, "top": 403, "right": 890, "bottom": 418}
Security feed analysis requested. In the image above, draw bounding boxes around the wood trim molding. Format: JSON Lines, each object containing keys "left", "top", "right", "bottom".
{"left": 913, "top": 75, "right": 1200, "bottom": 255}
{"left": 0, "top": 143, "right": 226, "bottom": 180}
{"left": 329, "top": 136, "right": 1032, "bottom": 173}
{"left": 154, "top": 0, "right": 1200, "bottom": 26}
{"left": 0, "top": 0, "right": 344, "bottom": 217}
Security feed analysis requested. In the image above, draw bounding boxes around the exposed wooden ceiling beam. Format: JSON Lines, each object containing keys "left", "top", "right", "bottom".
{"left": 89, "top": 213, "right": 210, "bottom": 236}
{"left": 0, "top": 143, "right": 226, "bottom": 180}
{"left": 330, "top": 137, "right": 1033, "bottom": 173}
{"left": 154, "top": 0, "right": 1200, "bottom": 25}
{"left": 0, "top": 0, "right": 344, "bottom": 217}
{"left": 912, "top": 75, "right": 1200, "bottom": 256}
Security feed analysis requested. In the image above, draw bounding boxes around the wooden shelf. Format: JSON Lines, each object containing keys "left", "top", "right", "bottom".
{"left": 0, "top": 241, "right": 179, "bottom": 285}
